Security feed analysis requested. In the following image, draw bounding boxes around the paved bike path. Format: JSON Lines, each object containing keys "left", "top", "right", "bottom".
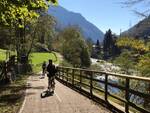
{"left": 19, "top": 75, "right": 111, "bottom": 113}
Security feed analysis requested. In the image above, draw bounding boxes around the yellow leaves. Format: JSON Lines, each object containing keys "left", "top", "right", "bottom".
{"left": 138, "top": 54, "right": 150, "bottom": 76}
{"left": 1, "top": 14, "right": 5, "bottom": 22}
{"left": 31, "top": 2, "right": 37, "bottom": 8}
{"left": 116, "top": 37, "right": 149, "bottom": 52}
{"left": 139, "top": 54, "right": 150, "bottom": 65}
{"left": 18, "top": 24, "right": 24, "bottom": 28}
{"left": 0, "top": 0, "right": 58, "bottom": 28}
{"left": 116, "top": 37, "right": 150, "bottom": 76}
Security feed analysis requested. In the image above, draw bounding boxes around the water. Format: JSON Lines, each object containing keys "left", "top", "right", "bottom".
{"left": 96, "top": 75, "right": 120, "bottom": 94}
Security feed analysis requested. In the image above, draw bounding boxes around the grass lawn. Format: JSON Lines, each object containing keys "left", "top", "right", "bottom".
{"left": 0, "top": 75, "right": 28, "bottom": 113}
{"left": 0, "top": 49, "right": 16, "bottom": 61}
{"left": 30, "top": 52, "right": 59, "bottom": 73}
{"left": 0, "top": 48, "right": 60, "bottom": 73}
{"left": 0, "top": 49, "right": 6, "bottom": 61}
{"left": 30, "top": 52, "right": 59, "bottom": 65}
{"left": 0, "top": 48, "right": 59, "bottom": 65}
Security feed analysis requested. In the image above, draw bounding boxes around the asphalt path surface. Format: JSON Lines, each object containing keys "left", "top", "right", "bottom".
{"left": 19, "top": 76, "right": 111, "bottom": 113}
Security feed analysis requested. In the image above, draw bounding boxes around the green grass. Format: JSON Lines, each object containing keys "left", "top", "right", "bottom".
{"left": 30, "top": 52, "right": 58, "bottom": 65}
{"left": 30, "top": 52, "right": 59, "bottom": 73}
{"left": 0, "top": 49, "right": 6, "bottom": 61}
{"left": 0, "top": 48, "right": 59, "bottom": 65}
{"left": 0, "top": 48, "right": 60, "bottom": 72}
{"left": 0, "top": 49, "right": 16, "bottom": 61}
{"left": 0, "top": 49, "right": 7, "bottom": 53}
{"left": 0, "top": 75, "right": 28, "bottom": 113}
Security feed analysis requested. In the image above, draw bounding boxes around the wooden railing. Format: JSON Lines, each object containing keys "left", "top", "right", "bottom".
{"left": 56, "top": 66, "right": 150, "bottom": 113}
{"left": 0, "top": 55, "right": 16, "bottom": 84}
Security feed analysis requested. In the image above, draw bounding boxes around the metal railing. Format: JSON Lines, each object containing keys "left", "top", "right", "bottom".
{"left": 56, "top": 66, "right": 150, "bottom": 113}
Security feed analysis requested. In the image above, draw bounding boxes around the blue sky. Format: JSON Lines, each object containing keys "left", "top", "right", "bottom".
{"left": 59, "top": 0, "right": 144, "bottom": 35}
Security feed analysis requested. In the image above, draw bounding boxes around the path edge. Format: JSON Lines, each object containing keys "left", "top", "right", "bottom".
{"left": 18, "top": 76, "right": 30, "bottom": 113}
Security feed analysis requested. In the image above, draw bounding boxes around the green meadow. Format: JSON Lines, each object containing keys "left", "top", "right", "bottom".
{"left": 30, "top": 52, "right": 59, "bottom": 73}
{"left": 30, "top": 52, "right": 58, "bottom": 65}
{"left": 0, "top": 49, "right": 59, "bottom": 73}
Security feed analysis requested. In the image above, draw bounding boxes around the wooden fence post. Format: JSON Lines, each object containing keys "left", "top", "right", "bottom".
{"left": 80, "top": 70, "right": 82, "bottom": 89}
{"left": 62, "top": 69, "right": 65, "bottom": 80}
{"left": 59, "top": 68, "right": 62, "bottom": 79}
{"left": 72, "top": 69, "right": 74, "bottom": 85}
{"left": 66, "top": 68, "right": 69, "bottom": 85}
{"left": 125, "top": 78, "right": 130, "bottom": 113}
{"left": 90, "top": 71, "right": 93, "bottom": 98}
{"left": 59, "top": 67, "right": 61, "bottom": 79}
{"left": 105, "top": 74, "right": 108, "bottom": 102}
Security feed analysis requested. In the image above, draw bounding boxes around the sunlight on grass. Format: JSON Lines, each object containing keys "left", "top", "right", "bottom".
{"left": 0, "top": 49, "right": 16, "bottom": 61}
{"left": 30, "top": 52, "right": 58, "bottom": 65}
{"left": 0, "top": 49, "right": 6, "bottom": 61}
{"left": 0, "top": 49, "right": 60, "bottom": 73}
{"left": 30, "top": 52, "right": 59, "bottom": 73}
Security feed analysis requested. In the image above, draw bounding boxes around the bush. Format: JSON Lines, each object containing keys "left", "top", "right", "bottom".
{"left": 33, "top": 43, "right": 49, "bottom": 52}
{"left": 59, "top": 60, "right": 73, "bottom": 67}
{"left": 89, "top": 64, "right": 102, "bottom": 71}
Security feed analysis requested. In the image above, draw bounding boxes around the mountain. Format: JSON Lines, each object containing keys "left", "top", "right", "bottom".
{"left": 123, "top": 16, "right": 150, "bottom": 38}
{"left": 48, "top": 6, "right": 104, "bottom": 42}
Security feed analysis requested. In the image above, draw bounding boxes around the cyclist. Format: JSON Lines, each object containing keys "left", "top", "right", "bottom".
{"left": 46, "top": 59, "right": 57, "bottom": 94}
{"left": 42, "top": 61, "right": 46, "bottom": 77}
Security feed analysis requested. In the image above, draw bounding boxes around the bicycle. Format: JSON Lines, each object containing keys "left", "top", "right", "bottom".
{"left": 40, "top": 75, "right": 55, "bottom": 98}
{"left": 48, "top": 76, "right": 55, "bottom": 93}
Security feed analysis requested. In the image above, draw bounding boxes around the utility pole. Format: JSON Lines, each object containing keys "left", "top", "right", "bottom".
{"left": 120, "top": 29, "right": 122, "bottom": 37}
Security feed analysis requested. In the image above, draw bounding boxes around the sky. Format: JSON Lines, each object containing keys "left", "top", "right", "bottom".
{"left": 59, "top": 0, "right": 145, "bottom": 35}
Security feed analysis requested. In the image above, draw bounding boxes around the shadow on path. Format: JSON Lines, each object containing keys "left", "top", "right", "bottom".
{"left": 40, "top": 90, "right": 54, "bottom": 98}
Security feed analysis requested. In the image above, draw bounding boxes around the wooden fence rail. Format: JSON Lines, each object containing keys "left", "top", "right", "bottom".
{"left": 56, "top": 66, "right": 150, "bottom": 113}
{"left": 0, "top": 55, "right": 16, "bottom": 84}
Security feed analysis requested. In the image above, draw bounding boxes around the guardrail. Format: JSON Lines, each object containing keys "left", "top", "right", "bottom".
{"left": 56, "top": 66, "right": 150, "bottom": 113}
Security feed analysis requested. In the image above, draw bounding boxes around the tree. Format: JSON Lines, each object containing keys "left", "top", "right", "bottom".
{"left": 80, "top": 42, "right": 91, "bottom": 67}
{"left": 96, "top": 39, "right": 101, "bottom": 52}
{"left": 138, "top": 53, "right": 150, "bottom": 77}
{"left": 96, "top": 39, "right": 100, "bottom": 47}
{"left": 0, "top": 27, "right": 14, "bottom": 49}
{"left": 86, "top": 38, "right": 93, "bottom": 55}
{"left": 0, "top": 0, "right": 58, "bottom": 63}
{"left": 122, "top": 1, "right": 150, "bottom": 109}
{"left": 93, "top": 39, "right": 103, "bottom": 59}
{"left": 123, "top": 0, "right": 150, "bottom": 17}
{"left": 0, "top": 0, "right": 57, "bottom": 27}
{"left": 114, "top": 50, "right": 136, "bottom": 74}
{"left": 59, "top": 27, "right": 91, "bottom": 68}
{"left": 33, "top": 14, "right": 56, "bottom": 51}
{"left": 103, "top": 29, "right": 111, "bottom": 58}
{"left": 116, "top": 37, "right": 150, "bottom": 109}
{"left": 103, "top": 29, "right": 112, "bottom": 54}
{"left": 111, "top": 35, "right": 121, "bottom": 57}
{"left": 103, "top": 29, "right": 120, "bottom": 59}
{"left": 116, "top": 37, "right": 149, "bottom": 54}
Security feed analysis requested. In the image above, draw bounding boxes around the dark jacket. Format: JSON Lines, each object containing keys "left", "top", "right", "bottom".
{"left": 47, "top": 64, "right": 56, "bottom": 77}
{"left": 42, "top": 63, "right": 46, "bottom": 69}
